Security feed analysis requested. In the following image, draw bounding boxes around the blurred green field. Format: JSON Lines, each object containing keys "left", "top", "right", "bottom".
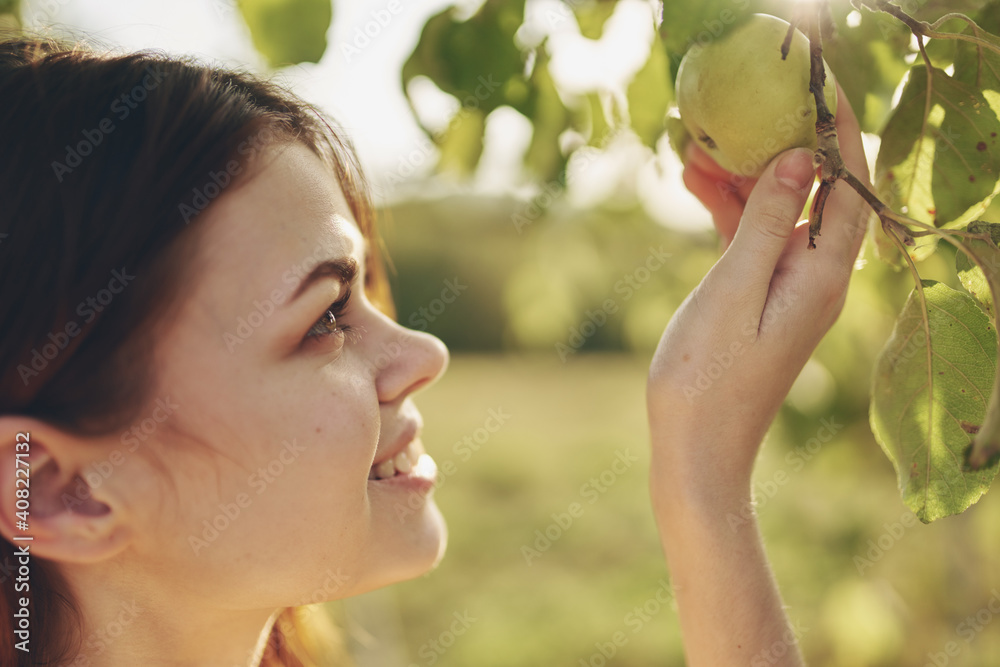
{"left": 370, "top": 351, "right": 1000, "bottom": 667}
{"left": 319, "top": 195, "right": 1000, "bottom": 667}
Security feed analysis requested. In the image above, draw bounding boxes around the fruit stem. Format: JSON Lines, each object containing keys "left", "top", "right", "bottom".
{"left": 780, "top": 18, "right": 798, "bottom": 60}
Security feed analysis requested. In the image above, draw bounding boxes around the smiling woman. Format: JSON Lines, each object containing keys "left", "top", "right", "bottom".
{"left": 0, "top": 36, "right": 447, "bottom": 666}
{"left": 0, "top": 20, "right": 876, "bottom": 667}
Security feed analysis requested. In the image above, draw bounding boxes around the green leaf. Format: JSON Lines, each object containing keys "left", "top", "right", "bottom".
{"left": 573, "top": 0, "right": 618, "bottom": 40}
{"left": 956, "top": 221, "right": 1000, "bottom": 317}
{"left": 436, "top": 107, "right": 486, "bottom": 176}
{"left": 665, "top": 114, "right": 690, "bottom": 163}
{"left": 402, "top": 0, "right": 526, "bottom": 175}
{"left": 924, "top": 31, "right": 959, "bottom": 69}
{"left": 584, "top": 93, "right": 612, "bottom": 147}
{"left": 953, "top": 220, "right": 1000, "bottom": 468}
{"left": 868, "top": 215, "right": 941, "bottom": 267}
{"left": 874, "top": 65, "right": 1000, "bottom": 229}
{"left": 402, "top": 0, "right": 526, "bottom": 118}
{"left": 523, "top": 55, "right": 569, "bottom": 183}
{"left": 825, "top": 11, "right": 910, "bottom": 134}
{"left": 660, "top": 0, "right": 750, "bottom": 59}
{"left": 912, "top": 0, "right": 994, "bottom": 20}
{"left": 871, "top": 280, "right": 1000, "bottom": 522}
{"left": 953, "top": 0, "right": 1000, "bottom": 113}
{"left": 626, "top": 39, "right": 671, "bottom": 147}
{"left": 238, "top": 0, "right": 331, "bottom": 67}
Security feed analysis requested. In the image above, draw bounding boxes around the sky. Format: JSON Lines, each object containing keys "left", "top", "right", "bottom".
{"left": 21, "top": 0, "right": 714, "bottom": 231}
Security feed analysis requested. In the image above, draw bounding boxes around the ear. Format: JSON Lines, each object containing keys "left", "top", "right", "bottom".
{"left": 0, "top": 416, "right": 133, "bottom": 564}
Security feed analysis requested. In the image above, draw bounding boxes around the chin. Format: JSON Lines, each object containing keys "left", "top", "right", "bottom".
{"left": 397, "top": 498, "right": 448, "bottom": 579}
{"left": 356, "top": 497, "right": 448, "bottom": 594}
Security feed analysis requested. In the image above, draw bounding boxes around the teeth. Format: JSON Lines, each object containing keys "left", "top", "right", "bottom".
{"left": 373, "top": 459, "right": 396, "bottom": 480}
{"left": 394, "top": 449, "right": 413, "bottom": 474}
{"left": 370, "top": 443, "right": 436, "bottom": 481}
{"left": 412, "top": 453, "right": 438, "bottom": 480}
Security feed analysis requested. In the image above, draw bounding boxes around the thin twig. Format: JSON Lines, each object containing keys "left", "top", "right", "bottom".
{"left": 805, "top": 0, "right": 845, "bottom": 247}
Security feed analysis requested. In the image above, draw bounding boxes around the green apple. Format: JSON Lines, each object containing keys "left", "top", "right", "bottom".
{"left": 675, "top": 13, "right": 837, "bottom": 178}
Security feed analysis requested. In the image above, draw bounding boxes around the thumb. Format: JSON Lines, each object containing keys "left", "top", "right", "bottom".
{"left": 717, "top": 146, "right": 815, "bottom": 287}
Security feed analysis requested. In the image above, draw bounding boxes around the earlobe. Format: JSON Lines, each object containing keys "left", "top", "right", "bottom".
{"left": 0, "top": 416, "right": 132, "bottom": 564}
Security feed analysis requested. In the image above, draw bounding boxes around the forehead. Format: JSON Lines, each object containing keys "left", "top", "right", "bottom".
{"left": 191, "top": 141, "right": 365, "bottom": 301}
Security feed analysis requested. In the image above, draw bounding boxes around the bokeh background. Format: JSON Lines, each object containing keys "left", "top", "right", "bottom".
{"left": 6, "top": 0, "right": 1000, "bottom": 664}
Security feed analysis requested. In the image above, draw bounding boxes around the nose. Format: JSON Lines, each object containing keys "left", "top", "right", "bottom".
{"left": 369, "top": 313, "right": 449, "bottom": 404}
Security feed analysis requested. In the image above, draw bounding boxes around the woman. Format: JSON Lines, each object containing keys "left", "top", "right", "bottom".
{"left": 0, "top": 35, "right": 868, "bottom": 666}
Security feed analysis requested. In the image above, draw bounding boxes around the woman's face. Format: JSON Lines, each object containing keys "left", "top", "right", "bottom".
{"left": 117, "top": 141, "right": 449, "bottom": 609}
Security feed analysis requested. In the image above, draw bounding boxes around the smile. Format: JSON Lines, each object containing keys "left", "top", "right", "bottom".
{"left": 369, "top": 440, "right": 438, "bottom": 482}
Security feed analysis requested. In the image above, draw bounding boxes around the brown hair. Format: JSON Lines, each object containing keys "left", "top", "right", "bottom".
{"left": 0, "top": 34, "right": 385, "bottom": 666}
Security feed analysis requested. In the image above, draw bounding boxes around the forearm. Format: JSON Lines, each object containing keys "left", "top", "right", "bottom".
{"left": 653, "top": 457, "right": 804, "bottom": 667}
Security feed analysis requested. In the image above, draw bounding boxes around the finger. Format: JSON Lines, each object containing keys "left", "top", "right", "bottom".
{"left": 682, "top": 160, "right": 745, "bottom": 246}
{"left": 817, "top": 83, "right": 870, "bottom": 266}
{"left": 713, "top": 147, "right": 815, "bottom": 310}
{"left": 685, "top": 142, "right": 758, "bottom": 201}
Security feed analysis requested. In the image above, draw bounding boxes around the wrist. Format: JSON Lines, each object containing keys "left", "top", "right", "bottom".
{"left": 649, "top": 448, "right": 757, "bottom": 529}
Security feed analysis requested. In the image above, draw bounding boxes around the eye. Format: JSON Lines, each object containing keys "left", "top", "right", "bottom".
{"left": 305, "top": 286, "right": 357, "bottom": 344}
{"left": 307, "top": 309, "right": 346, "bottom": 338}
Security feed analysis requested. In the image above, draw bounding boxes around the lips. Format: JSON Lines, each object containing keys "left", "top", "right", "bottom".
{"left": 369, "top": 419, "right": 437, "bottom": 483}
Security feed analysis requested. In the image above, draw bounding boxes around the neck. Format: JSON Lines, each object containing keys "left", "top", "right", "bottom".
{"left": 59, "top": 566, "right": 281, "bottom": 667}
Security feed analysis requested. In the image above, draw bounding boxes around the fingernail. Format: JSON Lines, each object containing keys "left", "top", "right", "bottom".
{"left": 774, "top": 148, "right": 815, "bottom": 191}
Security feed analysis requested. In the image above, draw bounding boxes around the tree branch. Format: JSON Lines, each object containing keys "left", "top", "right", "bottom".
{"left": 805, "top": 0, "right": 844, "bottom": 248}
{"left": 856, "top": 1, "right": 1000, "bottom": 57}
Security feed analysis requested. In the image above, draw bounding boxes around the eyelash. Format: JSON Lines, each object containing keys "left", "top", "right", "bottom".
{"left": 306, "top": 287, "right": 360, "bottom": 343}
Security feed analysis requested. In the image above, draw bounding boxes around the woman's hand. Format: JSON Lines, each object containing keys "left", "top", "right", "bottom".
{"left": 648, "top": 84, "right": 870, "bottom": 510}
{"left": 646, "top": 85, "right": 870, "bottom": 666}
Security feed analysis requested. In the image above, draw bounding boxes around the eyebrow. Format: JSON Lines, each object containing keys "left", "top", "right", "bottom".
{"left": 290, "top": 257, "right": 359, "bottom": 303}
